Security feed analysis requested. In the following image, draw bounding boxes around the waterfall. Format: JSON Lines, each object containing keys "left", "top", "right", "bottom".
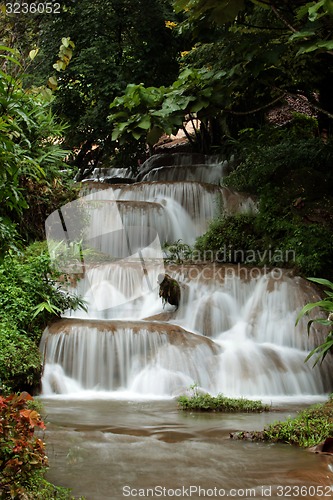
{"left": 42, "top": 154, "right": 332, "bottom": 400}
{"left": 41, "top": 319, "right": 219, "bottom": 396}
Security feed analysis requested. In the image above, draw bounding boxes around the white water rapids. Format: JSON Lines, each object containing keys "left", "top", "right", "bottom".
{"left": 42, "top": 154, "right": 331, "bottom": 401}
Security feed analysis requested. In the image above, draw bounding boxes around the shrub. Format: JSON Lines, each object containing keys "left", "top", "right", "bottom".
{"left": 225, "top": 135, "right": 333, "bottom": 197}
{"left": 195, "top": 214, "right": 258, "bottom": 263}
{"left": 196, "top": 131, "right": 333, "bottom": 277}
{"left": 177, "top": 387, "right": 269, "bottom": 413}
{"left": 0, "top": 243, "right": 85, "bottom": 341}
{"left": 0, "top": 323, "right": 42, "bottom": 394}
{"left": 0, "top": 392, "right": 48, "bottom": 498}
{"left": 0, "top": 243, "right": 86, "bottom": 393}
{"left": 0, "top": 393, "right": 82, "bottom": 499}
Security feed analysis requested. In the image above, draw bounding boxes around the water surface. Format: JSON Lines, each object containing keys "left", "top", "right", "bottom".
{"left": 43, "top": 398, "right": 333, "bottom": 500}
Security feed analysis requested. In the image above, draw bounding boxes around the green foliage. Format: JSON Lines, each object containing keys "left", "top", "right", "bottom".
{"left": 158, "top": 273, "right": 181, "bottom": 309}
{"left": 177, "top": 386, "right": 269, "bottom": 412}
{"left": 34, "top": 0, "right": 181, "bottom": 174}
{"left": 280, "top": 224, "right": 333, "bottom": 276}
{"left": 109, "top": 0, "right": 333, "bottom": 151}
{"left": 0, "top": 323, "right": 41, "bottom": 394}
{"left": 0, "top": 244, "right": 85, "bottom": 339}
{"left": 174, "top": 0, "right": 333, "bottom": 138}
{"left": 109, "top": 84, "right": 170, "bottom": 146}
{"left": 0, "top": 242, "right": 86, "bottom": 392}
{"left": 195, "top": 214, "right": 259, "bottom": 263}
{"left": 0, "top": 45, "right": 76, "bottom": 248}
{"left": 175, "top": 0, "right": 333, "bottom": 58}
{"left": 296, "top": 278, "right": 333, "bottom": 366}
{"left": 224, "top": 133, "right": 333, "bottom": 196}
{"left": 197, "top": 131, "right": 333, "bottom": 276}
{"left": 0, "top": 47, "right": 69, "bottom": 208}
{"left": 0, "top": 217, "right": 22, "bottom": 260}
{"left": 50, "top": 37, "right": 75, "bottom": 80}
{"left": 163, "top": 239, "right": 193, "bottom": 263}
{"left": 174, "top": 0, "right": 246, "bottom": 25}
{"left": 263, "top": 397, "right": 333, "bottom": 447}
{"left": 109, "top": 67, "right": 226, "bottom": 151}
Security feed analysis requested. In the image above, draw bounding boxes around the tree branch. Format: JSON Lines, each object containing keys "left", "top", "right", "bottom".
{"left": 222, "top": 94, "right": 286, "bottom": 116}
{"left": 235, "top": 21, "right": 286, "bottom": 31}
{"left": 270, "top": 4, "right": 298, "bottom": 33}
{"left": 181, "top": 123, "right": 195, "bottom": 144}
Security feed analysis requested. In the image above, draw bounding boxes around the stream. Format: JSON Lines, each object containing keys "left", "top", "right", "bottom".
{"left": 43, "top": 397, "right": 333, "bottom": 500}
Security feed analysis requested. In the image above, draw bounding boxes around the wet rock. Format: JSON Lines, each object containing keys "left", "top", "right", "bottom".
{"left": 229, "top": 431, "right": 266, "bottom": 441}
{"left": 158, "top": 273, "right": 181, "bottom": 310}
{"left": 308, "top": 437, "right": 333, "bottom": 454}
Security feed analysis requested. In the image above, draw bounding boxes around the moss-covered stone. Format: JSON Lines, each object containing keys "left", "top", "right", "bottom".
{"left": 158, "top": 273, "right": 181, "bottom": 309}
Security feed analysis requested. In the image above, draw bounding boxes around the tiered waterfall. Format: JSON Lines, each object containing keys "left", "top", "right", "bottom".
{"left": 41, "top": 153, "right": 331, "bottom": 400}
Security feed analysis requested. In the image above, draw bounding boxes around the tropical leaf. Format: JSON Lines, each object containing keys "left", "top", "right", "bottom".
{"left": 307, "top": 277, "right": 333, "bottom": 290}
{"left": 295, "top": 300, "right": 326, "bottom": 324}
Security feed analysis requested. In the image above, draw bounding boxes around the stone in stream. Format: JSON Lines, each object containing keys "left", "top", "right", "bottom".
{"left": 158, "top": 273, "right": 181, "bottom": 310}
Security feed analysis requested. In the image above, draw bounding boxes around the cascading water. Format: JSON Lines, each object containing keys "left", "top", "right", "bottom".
{"left": 42, "top": 154, "right": 332, "bottom": 400}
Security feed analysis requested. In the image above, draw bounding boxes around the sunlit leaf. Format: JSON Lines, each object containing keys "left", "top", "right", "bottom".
{"left": 29, "top": 49, "right": 39, "bottom": 61}
{"left": 48, "top": 76, "right": 58, "bottom": 90}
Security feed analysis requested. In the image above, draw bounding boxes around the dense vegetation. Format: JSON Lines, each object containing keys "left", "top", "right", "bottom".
{"left": 196, "top": 126, "right": 333, "bottom": 277}
{"left": 1, "top": 0, "right": 333, "bottom": 495}
{"left": 0, "top": 30, "right": 86, "bottom": 494}
{"left": 0, "top": 243, "right": 85, "bottom": 394}
{"left": 0, "top": 393, "right": 83, "bottom": 498}
{"left": 232, "top": 395, "right": 333, "bottom": 448}
{"left": 105, "top": 0, "right": 333, "bottom": 277}
{"left": 265, "top": 397, "right": 333, "bottom": 447}
{"left": 177, "top": 388, "right": 270, "bottom": 413}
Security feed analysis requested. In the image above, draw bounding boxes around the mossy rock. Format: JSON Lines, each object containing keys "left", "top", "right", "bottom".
{"left": 158, "top": 274, "right": 181, "bottom": 309}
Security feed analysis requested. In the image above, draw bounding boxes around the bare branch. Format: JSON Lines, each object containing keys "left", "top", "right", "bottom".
{"left": 222, "top": 94, "right": 286, "bottom": 116}
{"left": 270, "top": 4, "right": 298, "bottom": 33}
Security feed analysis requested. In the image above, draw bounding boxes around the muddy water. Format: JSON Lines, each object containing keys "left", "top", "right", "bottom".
{"left": 43, "top": 398, "right": 333, "bottom": 500}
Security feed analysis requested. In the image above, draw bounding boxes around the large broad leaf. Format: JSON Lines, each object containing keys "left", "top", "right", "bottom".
{"left": 295, "top": 300, "right": 328, "bottom": 325}
{"left": 132, "top": 130, "right": 143, "bottom": 140}
{"left": 174, "top": 0, "right": 245, "bottom": 24}
{"left": 289, "top": 30, "right": 316, "bottom": 41}
{"left": 0, "top": 70, "right": 16, "bottom": 86}
{"left": 297, "top": 39, "right": 333, "bottom": 55}
{"left": 48, "top": 76, "right": 58, "bottom": 91}
{"left": 308, "top": 0, "right": 325, "bottom": 21}
{"left": 305, "top": 335, "right": 333, "bottom": 366}
{"left": 190, "top": 99, "right": 209, "bottom": 113}
{"left": 111, "top": 128, "right": 122, "bottom": 141}
{"left": 147, "top": 125, "right": 164, "bottom": 146}
{"left": 137, "top": 115, "right": 151, "bottom": 130}
{"left": 307, "top": 277, "right": 333, "bottom": 290}
{"left": 117, "top": 121, "right": 130, "bottom": 132}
